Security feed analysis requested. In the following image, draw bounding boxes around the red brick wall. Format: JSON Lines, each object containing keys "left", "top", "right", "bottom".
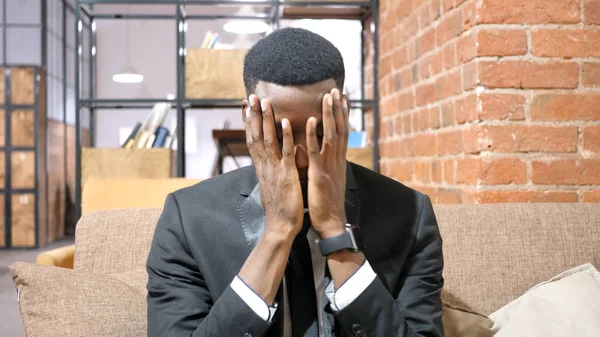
{"left": 376, "top": 0, "right": 600, "bottom": 203}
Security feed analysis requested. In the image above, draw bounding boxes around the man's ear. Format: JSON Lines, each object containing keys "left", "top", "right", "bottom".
{"left": 241, "top": 99, "right": 249, "bottom": 122}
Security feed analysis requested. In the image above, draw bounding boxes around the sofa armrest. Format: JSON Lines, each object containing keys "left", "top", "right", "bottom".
{"left": 36, "top": 245, "right": 75, "bottom": 269}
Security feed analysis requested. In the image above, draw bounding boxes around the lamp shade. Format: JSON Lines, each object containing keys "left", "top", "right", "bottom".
{"left": 112, "top": 65, "right": 143, "bottom": 83}
{"left": 223, "top": 6, "right": 270, "bottom": 35}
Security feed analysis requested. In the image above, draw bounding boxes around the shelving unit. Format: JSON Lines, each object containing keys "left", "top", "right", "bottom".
{"left": 73, "top": 0, "right": 380, "bottom": 221}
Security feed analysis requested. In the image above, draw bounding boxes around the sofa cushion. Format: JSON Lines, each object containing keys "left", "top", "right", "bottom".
{"left": 443, "top": 303, "right": 494, "bottom": 337}
{"left": 489, "top": 263, "right": 600, "bottom": 337}
{"left": 10, "top": 262, "right": 146, "bottom": 337}
{"left": 434, "top": 203, "right": 600, "bottom": 315}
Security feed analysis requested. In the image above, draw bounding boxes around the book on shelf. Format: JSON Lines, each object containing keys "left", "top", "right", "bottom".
{"left": 120, "top": 102, "right": 177, "bottom": 150}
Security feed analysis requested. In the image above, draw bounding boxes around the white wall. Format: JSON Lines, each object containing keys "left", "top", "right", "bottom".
{"left": 95, "top": 14, "right": 362, "bottom": 179}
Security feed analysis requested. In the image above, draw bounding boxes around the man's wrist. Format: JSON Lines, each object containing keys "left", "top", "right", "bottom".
{"left": 315, "top": 221, "right": 346, "bottom": 239}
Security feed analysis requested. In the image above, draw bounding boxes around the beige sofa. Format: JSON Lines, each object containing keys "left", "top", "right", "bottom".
{"left": 10, "top": 202, "right": 600, "bottom": 336}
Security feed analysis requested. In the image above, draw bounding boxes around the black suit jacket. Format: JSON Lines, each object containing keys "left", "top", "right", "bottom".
{"left": 146, "top": 162, "right": 444, "bottom": 337}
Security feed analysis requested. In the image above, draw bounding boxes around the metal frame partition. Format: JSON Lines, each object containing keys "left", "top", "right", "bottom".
{"left": 73, "top": 0, "right": 380, "bottom": 222}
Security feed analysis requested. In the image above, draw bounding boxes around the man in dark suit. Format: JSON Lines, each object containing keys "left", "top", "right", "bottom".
{"left": 146, "top": 27, "right": 444, "bottom": 337}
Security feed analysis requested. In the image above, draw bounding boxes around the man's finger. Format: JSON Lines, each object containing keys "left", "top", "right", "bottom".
{"left": 331, "top": 88, "right": 344, "bottom": 157}
{"left": 306, "top": 117, "right": 321, "bottom": 163}
{"left": 246, "top": 94, "right": 265, "bottom": 160}
{"left": 281, "top": 118, "right": 295, "bottom": 166}
{"left": 340, "top": 96, "right": 350, "bottom": 158}
{"left": 261, "top": 98, "right": 281, "bottom": 162}
{"left": 321, "top": 93, "right": 336, "bottom": 154}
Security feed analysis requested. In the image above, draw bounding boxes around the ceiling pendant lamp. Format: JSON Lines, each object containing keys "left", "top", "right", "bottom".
{"left": 113, "top": 5, "right": 143, "bottom": 84}
{"left": 223, "top": 5, "right": 270, "bottom": 35}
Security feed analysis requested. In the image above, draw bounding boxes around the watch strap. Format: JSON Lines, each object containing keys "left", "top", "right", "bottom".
{"left": 317, "top": 224, "right": 364, "bottom": 256}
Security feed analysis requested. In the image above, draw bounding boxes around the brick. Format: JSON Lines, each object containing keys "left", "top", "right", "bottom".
{"left": 382, "top": 96, "right": 398, "bottom": 117}
{"left": 402, "top": 113, "right": 412, "bottom": 134}
{"left": 411, "top": 64, "right": 420, "bottom": 84}
{"left": 462, "top": 0, "right": 477, "bottom": 31}
{"left": 479, "top": 93, "right": 526, "bottom": 121}
{"left": 441, "top": 101, "right": 456, "bottom": 127}
{"left": 389, "top": 160, "right": 414, "bottom": 182}
{"left": 430, "top": 0, "right": 442, "bottom": 21}
{"left": 583, "top": 190, "right": 600, "bottom": 202}
{"left": 532, "top": 29, "right": 600, "bottom": 58}
{"left": 442, "top": 0, "right": 454, "bottom": 13}
{"left": 419, "top": 52, "right": 444, "bottom": 80}
{"left": 393, "top": 115, "right": 404, "bottom": 136}
{"left": 457, "top": 31, "right": 477, "bottom": 63}
{"left": 477, "top": 29, "right": 528, "bottom": 56}
{"left": 436, "top": 69, "right": 462, "bottom": 100}
{"left": 455, "top": 158, "right": 480, "bottom": 184}
{"left": 585, "top": 0, "right": 600, "bottom": 24}
{"left": 396, "top": 0, "right": 414, "bottom": 20}
{"left": 414, "top": 160, "right": 432, "bottom": 183}
{"left": 462, "top": 61, "right": 478, "bottom": 91}
{"left": 392, "top": 46, "right": 410, "bottom": 71}
{"left": 380, "top": 55, "right": 393, "bottom": 80}
{"left": 416, "top": 82, "right": 437, "bottom": 106}
{"left": 437, "top": 10, "right": 463, "bottom": 45}
{"left": 417, "top": 29, "right": 436, "bottom": 57}
{"left": 397, "top": 91, "right": 415, "bottom": 112}
{"left": 455, "top": 94, "right": 478, "bottom": 124}
{"left": 531, "top": 93, "right": 600, "bottom": 121}
{"left": 437, "top": 189, "right": 463, "bottom": 204}
{"left": 415, "top": 108, "right": 430, "bottom": 131}
{"left": 432, "top": 160, "right": 442, "bottom": 183}
{"left": 417, "top": 5, "right": 431, "bottom": 30}
{"left": 437, "top": 130, "right": 462, "bottom": 155}
{"left": 443, "top": 159, "right": 455, "bottom": 184}
{"left": 413, "top": 186, "right": 438, "bottom": 200}
{"left": 443, "top": 42, "right": 457, "bottom": 70}
{"left": 414, "top": 133, "right": 437, "bottom": 156}
{"left": 479, "top": 0, "right": 580, "bottom": 24}
{"left": 532, "top": 159, "right": 600, "bottom": 185}
{"left": 381, "top": 118, "right": 394, "bottom": 139}
{"left": 430, "top": 106, "right": 441, "bottom": 129}
{"left": 399, "top": 137, "right": 417, "bottom": 157}
{"left": 467, "top": 190, "right": 579, "bottom": 203}
{"left": 479, "top": 125, "right": 579, "bottom": 153}
{"left": 583, "top": 63, "right": 600, "bottom": 87}
{"left": 481, "top": 158, "right": 528, "bottom": 185}
{"left": 479, "top": 60, "right": 579, "bottom": 89}
{"left": 583, "top": 126, "right": 600, "bottom": 154}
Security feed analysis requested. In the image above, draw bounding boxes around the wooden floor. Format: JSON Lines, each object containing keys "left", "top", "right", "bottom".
{"left": 0, "top": 238, "right": 74, "bottom": 337}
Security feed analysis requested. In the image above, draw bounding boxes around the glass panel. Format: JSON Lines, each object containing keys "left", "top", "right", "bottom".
{"left": 6, "top": 27, "right": 41, "bottom": 65}
{"left": 82, "top": 59, "right": 89, "bottom": 98}
{"left": 65, "top": 87, "right": 74, "bottom": 125}
{"left": 53, "top": 0, "right": 64, "bottom": 37}
{"left": 55, "top": 35, "right": 64, "bottom": 81}
{"left": 82, "top": 27, "right": 90, "bottom": 61}
{"left": 66, "top": 9, "right": 74, "bottom": 49}
{"left": 11, "top": 109, "right": 35, "bottom": 146}
{"left": 11, "top": 151, "right": 35, "bottom": 189}
{"left": 0, "top": 0, "right": 4, "bottom": 23}
{"left": 0, "top": 193, "right": 4, "bottom": 247}
{"left": 66, "top": 46, "right": 74, "bottom": 88}
{"left": 11, "top": 193, "right": 35, "bottom": 247}
{"left": 46, "top": 32, "right": 54, "bottom": 76}
{"left": 0, "top": 28, "right": 4, "bottom": 64}
{"left": 6, "top": 0, "right": 41, "bottom": 25}
{"left": 57, "top": 78, "right": 64, "bottom": 121}
{"left": 0, "top": 110, "right": 4, "bottom": 147}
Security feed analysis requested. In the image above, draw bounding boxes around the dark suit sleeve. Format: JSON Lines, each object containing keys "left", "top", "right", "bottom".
{"left": 146, "top": 193, "right": 271, "bottom": 337}
{"left": 334, "top": 194, "right": 444, "bottom": 337}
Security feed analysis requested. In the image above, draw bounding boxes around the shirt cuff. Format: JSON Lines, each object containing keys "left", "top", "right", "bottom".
{"left": 230, "top": 276, "right": 278, "bottom": 322}
{"left": 324, "top": 259, "right": 377, "bottom": 311}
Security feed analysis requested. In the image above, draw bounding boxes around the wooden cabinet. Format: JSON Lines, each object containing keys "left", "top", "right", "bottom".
{"left": 0, "top": 66, "right": 49, "bottom": 248}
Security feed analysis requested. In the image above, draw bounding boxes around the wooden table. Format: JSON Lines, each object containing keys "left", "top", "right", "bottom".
{"left": 212, "top": 129, "right": 248, "bottom": 175}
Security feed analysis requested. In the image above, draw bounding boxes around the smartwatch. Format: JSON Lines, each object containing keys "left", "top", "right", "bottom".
{"left": 316, "top": 223, "right": 364, "bottom": 256}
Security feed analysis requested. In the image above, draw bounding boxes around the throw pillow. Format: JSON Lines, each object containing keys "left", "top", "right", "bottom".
{"left": 10, "top": 262, "right": 147, "bottom": 337}
{"left": 442, "top": 303, "right": 494, "bottom": 337}
{"left": 489, "top": 263, "right": 600, "bottom": 337}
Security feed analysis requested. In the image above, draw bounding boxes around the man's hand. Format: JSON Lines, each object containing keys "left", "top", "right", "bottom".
{"left": 244, "top": 94, "right": 304, "bottom": 238}
{"left": 237, "top": 94, "right": 303, "bottom": 305}
{"left": 306, "top": 88, "right": 349, "bottom": 239}
{"left": 306, "top": 88, "right": 366, "bottom": 290}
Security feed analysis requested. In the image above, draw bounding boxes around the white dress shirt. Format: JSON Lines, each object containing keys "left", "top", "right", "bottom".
{"left": 230, "top": 227, "right": 376, "bottom": 337}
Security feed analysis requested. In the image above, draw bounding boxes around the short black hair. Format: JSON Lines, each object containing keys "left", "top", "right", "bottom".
{"left": 243, "top": 27, "right": 345, "bottom": 95}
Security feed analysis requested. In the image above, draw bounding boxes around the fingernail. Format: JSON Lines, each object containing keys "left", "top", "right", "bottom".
{"left": 261, "top": 99, "right": 268, "bottom": 111}
{"left": 333, "top": 89, "right": 340, "bottom": 100}
{"left": 327, "top": 94, "right": 333, "bottom": 106}
{"left": 245, "top": 107, "right": 252, "bottom": 119}
{"left": 282, "top": 118, "right": 289, "bottom": 129}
